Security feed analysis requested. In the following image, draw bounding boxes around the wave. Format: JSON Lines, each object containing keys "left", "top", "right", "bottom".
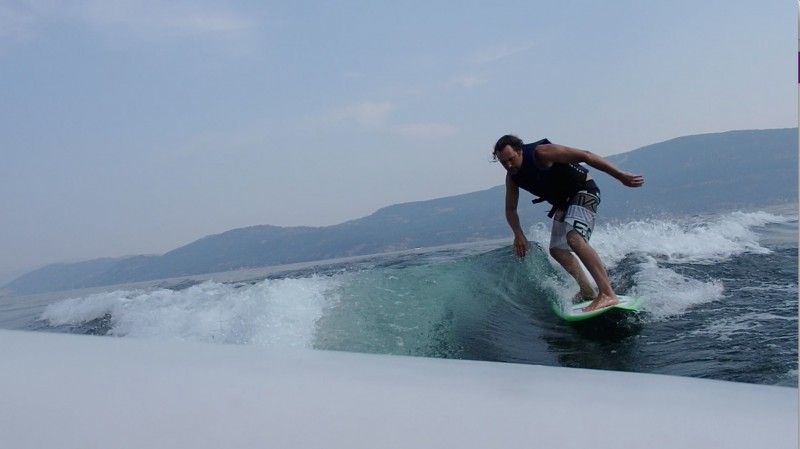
{"left": 531, "top": 210, "right": 792, "bottom": 266}
{"left": 40, "top": 276, "right": 341, "bottom": 348}
{"left": 530, "top": 210, "right": 795, "bottom": 320}
{"left": 37, "top": 210, "right": 795, "bottom": 361}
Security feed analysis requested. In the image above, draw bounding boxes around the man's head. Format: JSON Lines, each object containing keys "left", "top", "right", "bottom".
{"left": 493, "top": 134, "right": 524, "bottom": 174}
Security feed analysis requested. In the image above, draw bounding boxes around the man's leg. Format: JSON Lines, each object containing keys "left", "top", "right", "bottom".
{"left": 566, "top": 230, "right": 618, "bottom": 311}
{"left": 549, "top": 246, "right": 596, "bottom": 301}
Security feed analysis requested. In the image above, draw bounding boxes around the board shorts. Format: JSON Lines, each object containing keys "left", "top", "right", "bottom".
{"left": 549, "top": 188, "right": 601, "bottom": 251}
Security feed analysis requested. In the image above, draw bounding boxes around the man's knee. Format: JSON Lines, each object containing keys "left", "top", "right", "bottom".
{"left": 566, "top": 230, "right": 587, "bottom": 249}
{"left": 550, "top": 246, "right": 569, "bottom": 259}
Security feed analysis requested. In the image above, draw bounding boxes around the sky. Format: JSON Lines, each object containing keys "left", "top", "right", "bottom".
{"left": 0, "top": 0, "right": 796, "bottom": 277}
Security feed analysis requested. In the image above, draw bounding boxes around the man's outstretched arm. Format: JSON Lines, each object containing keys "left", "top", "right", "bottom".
{"left": 535, "top": 143, "right": 644, "bottom": 188}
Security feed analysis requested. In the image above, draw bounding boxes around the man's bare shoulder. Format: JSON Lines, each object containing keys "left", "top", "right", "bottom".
{"left": 533, "top": 143, "right": 561, "bottom": 167}
{"left": 536, "top": 143, "right": 588, "bottom": 165}
{"left": 533, "top": 142, "right": 562, "bottom": 156}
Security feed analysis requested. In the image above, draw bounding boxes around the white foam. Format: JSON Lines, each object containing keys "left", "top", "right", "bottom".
{"left": 531, "top": 210, "right": 790, "bottom": 267}
{"left": 594, "top": 211, "right": 787, "bottom": 266}
{"left": 629, "top": 256, "right": 725, "bottom": 320}
{"left": 40, "top": 276, "right": 341, "bottom": 348}
{"left": 692, "top": 311, "right": 799, "bottom": 342}
{"left": 529, "top": 211, "right": 788, "bottom": 318}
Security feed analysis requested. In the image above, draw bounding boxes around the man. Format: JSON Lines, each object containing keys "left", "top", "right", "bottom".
{"left": 493, "top": 135, "right": 644, "bottom": 312}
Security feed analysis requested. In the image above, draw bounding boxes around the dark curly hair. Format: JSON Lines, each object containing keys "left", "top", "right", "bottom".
{"left": 492, "top": 134, "right": 524, "bottom": 161}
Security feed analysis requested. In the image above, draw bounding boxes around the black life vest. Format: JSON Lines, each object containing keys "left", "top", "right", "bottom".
{"left": 509, "top": 138, "right": 591, "bottom": 209}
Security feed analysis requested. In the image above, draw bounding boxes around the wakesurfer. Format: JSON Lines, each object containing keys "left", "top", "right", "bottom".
{"left": 492, "top": 135, "right": 644, "bottom": 312}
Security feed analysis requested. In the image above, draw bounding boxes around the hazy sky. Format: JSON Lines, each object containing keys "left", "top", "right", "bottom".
{"left": 0, "top": 0, "right": 795, "bottom": 275}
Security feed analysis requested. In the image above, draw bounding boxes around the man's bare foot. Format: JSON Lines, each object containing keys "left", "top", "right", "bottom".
{"left": 572, "top": 290, "right": 597, "bottom": 304}
{"left": 582, "top": 293, "right": 619, "bottom": 312}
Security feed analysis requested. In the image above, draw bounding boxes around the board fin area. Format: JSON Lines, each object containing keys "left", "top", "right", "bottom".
{"left": 552, "top": 295, "right": 641, "bottom": 322}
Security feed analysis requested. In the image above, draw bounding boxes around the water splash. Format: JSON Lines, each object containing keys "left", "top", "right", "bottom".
{"left": 40, "top": 276, "right": 340, "bottom": 348}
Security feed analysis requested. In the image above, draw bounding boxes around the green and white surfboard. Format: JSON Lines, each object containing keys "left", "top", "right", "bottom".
{"left": 552, "top": 295, "right": 641, "bottom": 322}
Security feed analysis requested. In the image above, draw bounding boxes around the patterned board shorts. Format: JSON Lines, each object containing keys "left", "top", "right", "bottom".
{"left": 550, "top": 189, "right": 601, "bottom": 251}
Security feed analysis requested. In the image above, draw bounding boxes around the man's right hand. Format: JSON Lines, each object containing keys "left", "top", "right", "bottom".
{"left": 618, "top": 171, "right": 645, "bottom": 188}
{"left": 513, "top": 234, "right": 529, "bottom": 258}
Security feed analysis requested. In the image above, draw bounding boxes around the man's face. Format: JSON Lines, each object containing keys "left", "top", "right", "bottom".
{"left": 496, "top": 145, "right": 523, "bottom": 174}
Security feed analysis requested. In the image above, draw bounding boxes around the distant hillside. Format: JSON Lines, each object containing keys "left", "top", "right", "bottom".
{"left": 2, "top": 256, "right": 154, "bottom": 296}
{"left": 5, "top": 128, "right": 797, "bottom": 296}
{"left": 601, "top": 128, "right": 798, "bottom": 218}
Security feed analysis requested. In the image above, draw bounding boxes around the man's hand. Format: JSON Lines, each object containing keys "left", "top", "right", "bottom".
{"left": 513, "top": 234, "right": 529, "bottom": 258}
{"left": 618, "top": 172, "right": 644, "bottom": 188}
